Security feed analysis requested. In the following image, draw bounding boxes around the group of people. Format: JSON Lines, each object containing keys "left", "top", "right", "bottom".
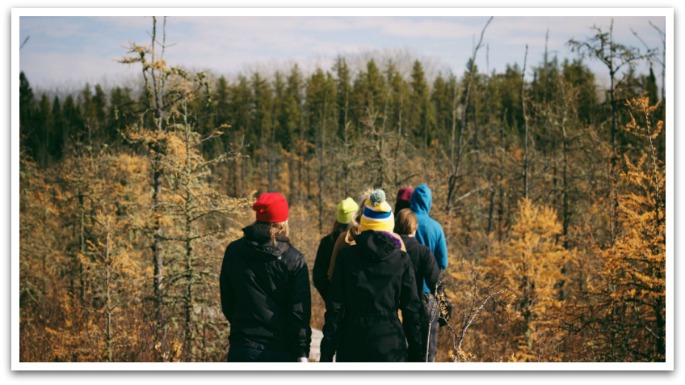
{"left": 219, "top": 184, "right": 448, "bottom": 363}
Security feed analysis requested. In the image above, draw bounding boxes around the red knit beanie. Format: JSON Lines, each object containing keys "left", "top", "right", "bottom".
{"left": 253, "top": 192, "right": 289, "bottom": 223}
{"left": 396, "top": 187, "right": 414, "bottom": 203}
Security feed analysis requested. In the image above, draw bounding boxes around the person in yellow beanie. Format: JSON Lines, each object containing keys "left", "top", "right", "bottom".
{"left": 313, "top": 197, "right": 359, "bottom": 303}
{"left": 337, "top": 197, "right": 358, "bottom": 224}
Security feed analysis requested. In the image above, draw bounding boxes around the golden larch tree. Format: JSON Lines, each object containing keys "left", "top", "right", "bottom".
{"left": 484, "top": 198, "right": 572, "bottom": 361}
{"left": 596, "top": 96, "right": 665, "bottom": 361}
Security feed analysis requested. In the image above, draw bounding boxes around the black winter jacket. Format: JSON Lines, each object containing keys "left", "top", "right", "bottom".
{"left": 312, "top": 234, "right": 335, "bottom": 301}
{"left": 400, "top": 235, "right": 440, "bottom": 295}
{"left": 312, "top": 230, "right": 344, "bottom": 302}
{"left": 319, "top": 230, "right": 423, "bottom": 362}
{"left": 220, "top": 223, "right": 312, "bottom": 359}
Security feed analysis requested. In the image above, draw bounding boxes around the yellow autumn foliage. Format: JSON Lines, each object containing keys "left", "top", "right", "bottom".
{"left": 483, "top": 198, "right": 573, "bottom": 362}
{"left": 598, "top": 96, "right": 665, "bottom": 361}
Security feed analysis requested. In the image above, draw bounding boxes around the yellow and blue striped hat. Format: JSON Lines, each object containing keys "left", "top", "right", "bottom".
{"left": 359, "top": 189, "right": 394, "bottom": 232}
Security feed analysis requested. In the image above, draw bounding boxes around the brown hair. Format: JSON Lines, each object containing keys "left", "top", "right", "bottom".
{"left": 346, "top": 189, "right": 372, "bottom": 236}
{"left": 394, "top": 208, "right": 418, "bottom": 236}
{"left": 330, "top": 221, "right": 350, "bottom": 240}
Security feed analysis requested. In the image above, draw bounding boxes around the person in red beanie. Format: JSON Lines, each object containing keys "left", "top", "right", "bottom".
{"left": 220, "top": 192, "right": 312, "bottom": 362}
{"left": 394, "top": 187, "right": 414, "bottom": 217}
{"left": 252, "top": 192, "right": 289, "bottom": 223}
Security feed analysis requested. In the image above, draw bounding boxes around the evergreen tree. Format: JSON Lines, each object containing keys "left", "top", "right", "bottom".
{"left": 50, "top": 96, "right": 65, "bottom": 162}
{"left": 561, "top": 59, "right": 598, "bottom": 126}
{"left": 107, "top": 86, "right": 137, "bottom": 151}
{"left": 409, "top": 60, "right": 434, "bottom": 147}
{"left": 285, "top": 65, "right": 306, "bottom": 204}
{"left": 19, "top": 72, "right": 37, "bottom": 158}
{"left": 305, "top": 68, "right": 337, "bottom": 231}
{"left": 35, "top": 94, "right": 53, "bottom": 167}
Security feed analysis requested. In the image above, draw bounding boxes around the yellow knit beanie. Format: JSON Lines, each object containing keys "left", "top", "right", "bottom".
{"left": 336, "top": 197, "right": 359, "bottom": 224}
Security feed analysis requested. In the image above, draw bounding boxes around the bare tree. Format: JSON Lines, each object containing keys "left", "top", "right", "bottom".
{"left": 568, "top": 19, "right": 656, "bottom": 242}
{"left": 446, "top": 16, "right": 493, "bottom": 213}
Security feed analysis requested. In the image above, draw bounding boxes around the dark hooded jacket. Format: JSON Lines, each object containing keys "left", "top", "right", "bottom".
{"left": 220, "top": 222, "right": 312, "bottom": 359}
{"left": 319, "top": 230, "right": 423, "bottom": 362}
{"left": 313, "top": 228, "right": 345, "bottom": 302}
{"left": 400, "top": 235, "right": 440, "bottom": 295}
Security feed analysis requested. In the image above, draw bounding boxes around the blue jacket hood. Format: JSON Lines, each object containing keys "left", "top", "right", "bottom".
{"left": 410, "top": 184, "right": 432, "bottom": 215}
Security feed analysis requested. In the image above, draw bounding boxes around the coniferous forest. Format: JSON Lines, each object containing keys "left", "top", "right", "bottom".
{"left": 18, "top": 17, "right": 667, "bottom": 363}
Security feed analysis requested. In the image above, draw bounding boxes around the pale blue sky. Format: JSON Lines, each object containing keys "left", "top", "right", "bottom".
{"left": 17, "top": 10, "right": 668, "bottom": 92}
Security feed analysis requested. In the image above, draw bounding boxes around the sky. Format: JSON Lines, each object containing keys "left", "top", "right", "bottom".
{"left": 16, "top": 9, "right": 668, "bottom": 92}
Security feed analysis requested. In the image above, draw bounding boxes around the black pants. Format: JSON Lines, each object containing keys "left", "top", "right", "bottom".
{"left": 422, "top": 293, "right": 439, "bottom": 362}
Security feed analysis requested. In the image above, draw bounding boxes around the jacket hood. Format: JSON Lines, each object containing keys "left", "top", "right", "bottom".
{"left": 409, "top": 184, "right": 432, "bottom": 215}
{"left": 355, "top": 230, "right": 401, "bottom": 261}
{"left": 242, "top": 222, "right": 289, "bottom": 259}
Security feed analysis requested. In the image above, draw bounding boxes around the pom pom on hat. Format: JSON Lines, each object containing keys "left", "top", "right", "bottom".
{"left": 252, "top": 192, "right": 289, "bottom": 223}
{"left": 359, "top": 189, "right": 394, "bottom": 232}
{"left": 336, "top": 197, "right": 359, "bottom": 224}
{"left": 370, "top": 189, "right": 386, "bottom": 207}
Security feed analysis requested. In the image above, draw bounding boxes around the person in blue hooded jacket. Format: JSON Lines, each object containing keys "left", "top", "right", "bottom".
{"left": 409, "top": 183, "right": 447, "bottom": 362}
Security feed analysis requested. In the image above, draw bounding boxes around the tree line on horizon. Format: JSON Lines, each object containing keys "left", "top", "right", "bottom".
{"left": 19, "top": 17, "right": 666, "bottom": 363}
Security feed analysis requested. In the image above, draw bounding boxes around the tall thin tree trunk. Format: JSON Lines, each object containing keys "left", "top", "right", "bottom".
{"left": 152, "top": 155, "right": 166, "bottom": 345}
{"left": 152, "top": 153, "right": 164, "bottom": 344}
{"left": 446, "top": 16, "right": 493, "bottom": 213}
{"left": 78, "top": 191, "right": 86, "bottom": 304}
{"left": 498, "top": 116, "right": 506, "bottom": 242}
{"left": 449, "top": 80, "right": 458, "bottom": 173}
{"left": 182, "top": 109, "right": 195, "bottom": 361}
{"left": 487, "top": 183, "right": 495, "bottom": 234}
{"left": 268, "top": 107, "right": 276, "bottom": 192}
{"left": 394, "top": 101, "right": 404, "bottom": 187}
{"left": 298, "top": 146, "right": 304, "bottom": 205}
{"left": 104, "top": 225, "right": 113, "bottom": 362}
{"left": 342, "top": 76, "right": 350, "bottom": 198}
{"left": 562, "top": 119, "right": 570, "bottom": 249}
{"left": 379, "top": 91, "right": 389, "bottom": 188}
{"left": 289, "top": 155, "right": 297, "bottom": 203}
{"left": 342, "top": 121, "right": 350, "bottom": 198}
{"left": 607, "top": 20, "right": 620, "bottom": 245}
{"left": 318, "top": 92, "right": 328, "bottom": 234}
{"left": 143, "top": 16, "right": 167, "bottom": 359}
{"left": 522, "top": 45, "right": 530, "bottom": 199}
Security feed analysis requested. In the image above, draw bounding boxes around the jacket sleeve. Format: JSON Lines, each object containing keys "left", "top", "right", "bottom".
{"left": 435, "top": 226, "right": 449, "bottom": 271}
{"left": 423, "top": 248, "right": 440, "bottom": 295}
{"left": 399, "top": 257, "right": 424, "bottom": 362}
{"left": 320, "top": 250, "right": 346, "bottom": 362}
{"left": 312, "top": 236, "right": 331, "bottom": 302}
{"left": 219, "top": 245, "right": 235, "bottom": 322}
{"left": 289, "top": 254, "right": 312, "bottom": 359}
